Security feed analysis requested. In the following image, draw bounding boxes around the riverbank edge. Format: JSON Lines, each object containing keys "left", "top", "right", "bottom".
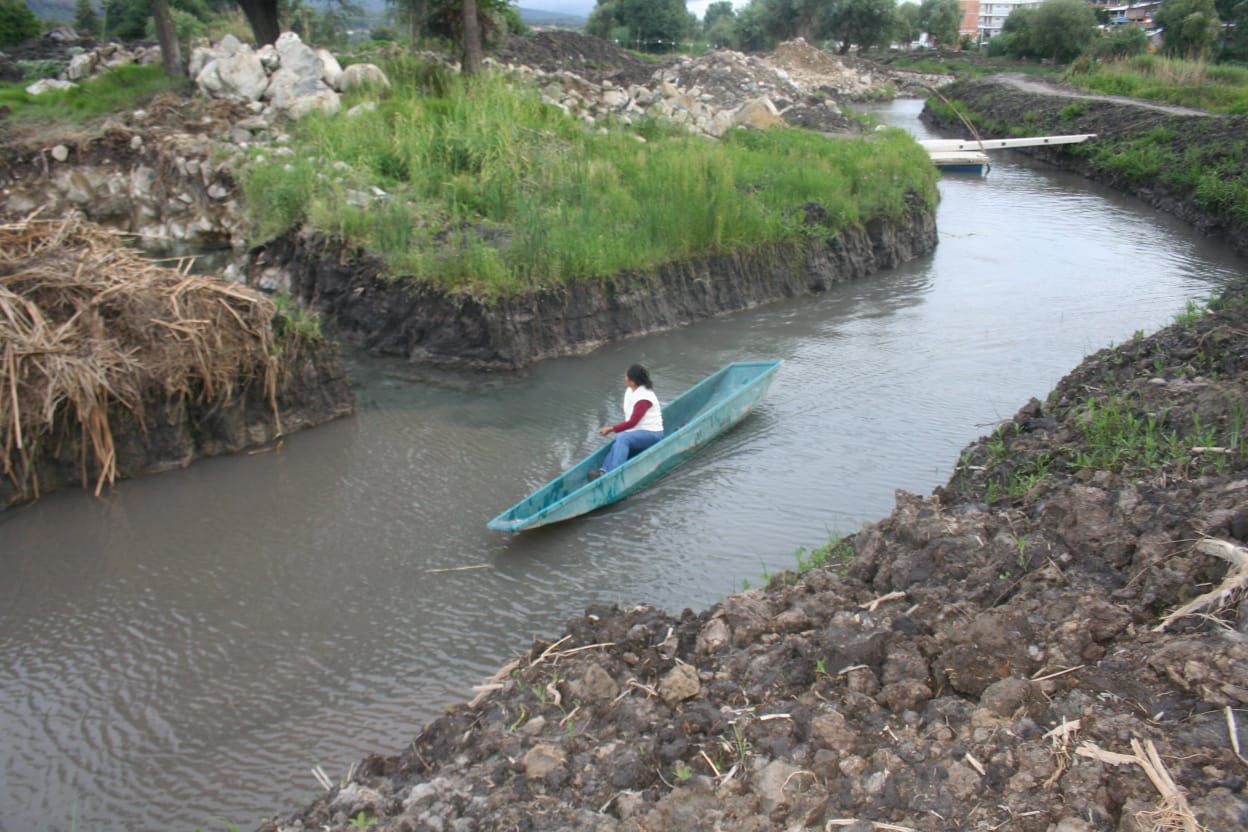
{"left": 0, "top": 341, "right": 354, "bottom": 513}
{"left": 244, "top": 197, "right": 937, "bottom": 370}
{"left": 258, "top": 275, "right": 1248, "bottom": 831}
{"left": 921, "top": 78, "right": 1248, "bottom": 257}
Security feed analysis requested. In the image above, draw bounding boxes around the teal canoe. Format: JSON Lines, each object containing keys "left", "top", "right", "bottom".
{"left": 487, "top": 360, "right": 782, "bottom": 532}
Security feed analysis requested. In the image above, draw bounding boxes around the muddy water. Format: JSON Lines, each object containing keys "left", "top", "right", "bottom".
{"left": 1, "top": 98, "right": 1243, "bottom": 832}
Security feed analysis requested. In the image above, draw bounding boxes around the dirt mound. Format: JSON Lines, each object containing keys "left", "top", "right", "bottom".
{"left": 261, "top": 279, "right": 1248, "bottom": 830}
{"left": 0, "top": 216, "right": 292, "bottom": 497}
{"left": 494, "top": 31, "right": 667, "bottom": 86}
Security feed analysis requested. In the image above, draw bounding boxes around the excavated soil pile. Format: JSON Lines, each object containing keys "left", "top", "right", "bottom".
{"left": 494, "top": 31, "right": 667, "bottom": 87}
{"left": 263, "top": 285, "right": 1248, "bottom": 831}
{"left": 659, "top": 47, "right": 858, "bottom": 134}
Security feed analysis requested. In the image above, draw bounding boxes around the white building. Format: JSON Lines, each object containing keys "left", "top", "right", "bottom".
{"left": 979, "top": 0, "right": 1043, "bottom": 41}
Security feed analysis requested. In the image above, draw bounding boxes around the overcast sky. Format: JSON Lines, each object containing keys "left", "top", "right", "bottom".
{"left": 527, "top": 0, "right": 750, "bottom": 22}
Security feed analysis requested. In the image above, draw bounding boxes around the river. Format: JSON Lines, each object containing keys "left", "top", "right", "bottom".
{"left": 0, "top": 98, "right": 1243, "bottom": 832}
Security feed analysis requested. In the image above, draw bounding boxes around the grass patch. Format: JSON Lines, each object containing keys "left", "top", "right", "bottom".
{"left": 241, "top": 58, "right": 937, "bottom": 296}
{"left": 1065, "top": 55, "right": 1248, "bottom": 115}
{"left": 0, "top": 64, "right": 190, "bottom": 124}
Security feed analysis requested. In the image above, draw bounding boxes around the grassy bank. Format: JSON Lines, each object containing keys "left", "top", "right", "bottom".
{"left": 1065, "top": 55, "right": 1248, "bottom": 116}
{"left": 925, "top": 93, "right": 1248, "bottom": 228}
{"left": 870, "top": 51, "right": 1062, "bottom": 79}
{"left": 241, "top": 58, "right": 937, "bottom": 296}
{"left": 0, "top": 64, "right": 189, "bottom": 123}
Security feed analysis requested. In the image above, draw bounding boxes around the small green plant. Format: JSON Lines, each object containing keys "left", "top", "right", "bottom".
{"left": 1175, "top": 298, "right": 1207, "bottom": 326}
{"left": 673, "top": 760, "right": 693, "bottom": 781}
{"left": 507, "top": 705, "right": 528, "bottom": 732}
{"left": 349, "top": 811, "right": 377, "bottom": 830}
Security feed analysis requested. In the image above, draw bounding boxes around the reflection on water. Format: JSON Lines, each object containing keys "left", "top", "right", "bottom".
{"left": 1, "top": 98, "right": 1244, "bottom": 832}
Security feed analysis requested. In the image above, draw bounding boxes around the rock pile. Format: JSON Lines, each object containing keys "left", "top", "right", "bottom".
{"left": 495, "top": 40, "right": 862, "bottom": 139}
{"left": 190, "top": 32, "right": 389, "bottom": 120}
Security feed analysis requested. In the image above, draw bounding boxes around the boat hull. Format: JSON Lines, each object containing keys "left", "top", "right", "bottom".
{"left": 488, "top": 361, "right": 782, "bottom": 532}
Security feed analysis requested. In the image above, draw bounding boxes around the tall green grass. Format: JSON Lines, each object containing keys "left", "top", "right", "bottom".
{"left": 241, "top": 59, "right": 937, "bottom": 296}
{"left": 0, "top": 64, "right": 189, "bottom": 123}
{"left": 1066, "top": 55, "right": 1248, "bottom": 115}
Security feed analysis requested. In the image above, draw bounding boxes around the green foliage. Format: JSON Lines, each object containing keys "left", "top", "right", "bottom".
{"left": 74, "top": 0, "right": 101, "bottom": 37}
{"left": 17, "top": 58, "right": 66, "bottom": 80}
{"left": 826, "top": 0, "right": 898, "bottom": 54}
{"left": 586, "top": 0, "right": 693, "bottom": 52}
{"left": 894, "top": 1, "right": 921, "bottom": 44}
{"left": 272, "top": 294, "right": 324, "bottom": 344}
{"left": 240, "top": 60, "right": 937, "bottom": 296}
{"left": 991, "top": 0, "right": 1096, "bottom": 62}
{"left": 673, "top": 760, "right": 693, "bottom": 780}
{"left": 1084, "top": 26, "right": 1148, "bottom": 61}
{"left": 0, "top": 64, "right": 188, "bottom": 123}
{"left": 348, "top": 812, "right": 377, "bottom": 830}
{"left": 0, "top": 0, "right": 38, "bottom": 48}
{"left": 1156, "top": 0, "right": 1222, "bottom": 59}
{"left": 918, "top": 0, "right": 962, "bottom": 48}
{"left": 1066, "top": 55, "right": 1248, "bottom": 114}
{"left": 704, "top": 0, "right": 734, "bottom": 27}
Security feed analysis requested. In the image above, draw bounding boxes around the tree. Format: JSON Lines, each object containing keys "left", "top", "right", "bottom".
{"left": 150, "top": 0, "right": 185, "bottom": 76}
{"left": 237, "top": 0, "right": 280, "bottom": 45}
{"left": 0, "top": 0, "right": 39, "bottom": 47}
{"left": 586, "top": 0, "right": 690, "bottom": 51}
{"left": 75, "top": 0, "right": 101, "bottom": 35}
{"left": 918, "top": 0, "right": 961, "bottom": 47}
{"left": 461, "top": 0, "right": 482, "bottom": 72}
{"left": 825, "top": 0, "right": 897, "bottom": 53}
{"left": 1155, "top": 0, "right": 1221, "bottom": 58}
{"left": 704, "top": 0, "right": 734, "bottom": 29}
{"left": 1028, "top": 0, "right": 1095, "bottom": 61}
{"left": 1220, "top": 0, "right": 1248, "bottom": 61}
{"left": 894, "top": 1, "right": 921, "bottom": 45}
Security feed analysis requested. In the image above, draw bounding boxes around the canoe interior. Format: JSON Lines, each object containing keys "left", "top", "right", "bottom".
{"left": 488, "top": 360, "right": 780, "bottom": 531}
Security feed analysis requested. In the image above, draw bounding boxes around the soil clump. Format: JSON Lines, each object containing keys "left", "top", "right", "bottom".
{"left": 261, "top": 279, "right": 1248, "bottom": 830}
{"left": 494, "top": 31, "right": 666, "bottom": 88}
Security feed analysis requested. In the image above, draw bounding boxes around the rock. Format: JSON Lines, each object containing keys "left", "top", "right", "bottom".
{"left": 752, "top": 759, "right": 804, "bottom": 811}
{"left": 208, "top": 184, "right": 231, "bottom": 201}
{"left": 980, "top": 677, "right": 1043, "bottom": 718}
{"left": 696, "top": 617, "right": 730, "bottom": 654}
{"left": 658, "top": 663, "right": 700, "bottom": 703}
{"left": 330, "top": 783, "right": 384, "bottom": 815}
{"left": 26, "top": 79, "right": 76, "bottom": 95}
{"left": 315, "top": 48, "right": 343, "bottom": 90}
{"left": 197, "top": 49, "right": 268, "bottom": 102}
{"left": 337, "top": 63, "right": 391, "bottom": 92}
{"left": 568, "top": 663, "right": 620, "bottom": 703}
{"left": 521, "top": 744, "right": 565, "bottom": 779}
{"left": 732, "top": 98, "right": 783, "bottom": 130}
{"left": 346, "top": 101, "right": 377, "bottom": 117}
{"left": 65, "top": 52, "right": 96, "bottom": 81}
{"left": 50, "top": 145, "right": 69, "bottom": 162}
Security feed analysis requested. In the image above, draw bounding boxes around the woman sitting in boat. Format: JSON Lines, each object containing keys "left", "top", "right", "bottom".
{"left": 589, "top": 364, "right": 665, "bottom": 480}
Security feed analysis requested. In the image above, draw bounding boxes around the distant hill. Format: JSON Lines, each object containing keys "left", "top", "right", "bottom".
{"left": 28, "top": 0, "right": 76, "bottom": 22}
{"left": 518, "top": 7, "right": 586, "bottom": 27}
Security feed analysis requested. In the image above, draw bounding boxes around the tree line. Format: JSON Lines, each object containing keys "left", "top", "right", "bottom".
{"left": 586, "top": 0, "right": 965, "bottom": 53}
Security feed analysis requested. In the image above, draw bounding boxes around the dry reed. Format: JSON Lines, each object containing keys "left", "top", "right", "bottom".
{"left": 0, "top": 215, "right": 283, "bottom": 497}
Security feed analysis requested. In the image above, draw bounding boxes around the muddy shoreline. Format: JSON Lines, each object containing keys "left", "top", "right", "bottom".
{"left": 262, "top": 278, "right": 1248, "bottom": 831}
{"left": 921, "top": 78, "right": 1248, "bottom": 257}
{"left": 247, "top": 198, "right": 936, "bottom": 370}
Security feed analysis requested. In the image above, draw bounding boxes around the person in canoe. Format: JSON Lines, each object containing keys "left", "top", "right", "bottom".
{"left": 589, "top": 364, "right": 665, "bottom": 480}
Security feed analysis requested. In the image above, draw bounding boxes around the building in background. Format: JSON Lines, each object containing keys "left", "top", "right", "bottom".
{"left": 959, "top": 0, "right": 982, "bottom": 38}
{"left": 976, "top": 0, "right": 1042, "bottom": 41}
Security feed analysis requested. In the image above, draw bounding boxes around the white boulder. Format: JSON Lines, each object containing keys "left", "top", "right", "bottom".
{"left": 336, "top": 63, "right": 390, "bottom": 92}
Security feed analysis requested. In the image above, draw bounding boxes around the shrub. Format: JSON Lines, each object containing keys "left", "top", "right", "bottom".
{"left": 0, "top": 0, "right": 38, "bottom": 48}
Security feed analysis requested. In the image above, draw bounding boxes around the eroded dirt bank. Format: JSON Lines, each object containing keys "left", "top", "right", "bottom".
{"left": 922, "top": 79, "right": 1248, "bottom": 257}
{"left": 0, "top": 218, "right": 354, "bottom": 512}
{"left": 261, "top": 281, "right": 1248, "bottom": 830}
{"left": 247, "top": 199, "right": 936, "bottom": 370}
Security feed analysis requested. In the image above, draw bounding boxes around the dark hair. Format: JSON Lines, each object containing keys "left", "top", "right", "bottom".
{"left": 626, "top": 364, "right": 652, "bottom": 390}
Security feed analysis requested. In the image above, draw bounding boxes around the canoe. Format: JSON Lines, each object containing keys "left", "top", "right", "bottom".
{"left": 487, "top": 360, "right": 782, "bottom": 532}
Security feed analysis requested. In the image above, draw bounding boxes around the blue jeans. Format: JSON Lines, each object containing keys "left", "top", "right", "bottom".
{"left": 602, "top": 430, "right": 664, "bottom": 472}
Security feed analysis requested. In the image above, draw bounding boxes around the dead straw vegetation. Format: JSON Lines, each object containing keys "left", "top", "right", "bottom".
{"left": 0, "top": 216, "right": 283, "bottom": 498}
